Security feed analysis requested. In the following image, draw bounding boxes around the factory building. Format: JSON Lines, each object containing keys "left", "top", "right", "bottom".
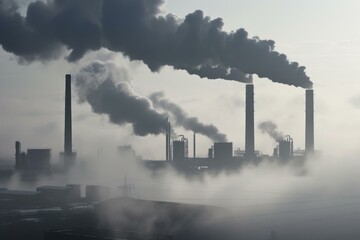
{"left": 14, "top": 142, "right": 52, "bottom": 172}
{"left": 214, "top": 142, "right": 233, "bottom": 161}
{"left": 27, "top": 149, "right": 51, "bottom": 171}
{"left": 273, "top": 136, "right": 294, "bottom": 162}
{"left": 173, "top": 136, "right": 188, "bottom": 162}
{"left": 173, "top": 140, "right": 185, "bottom": 161}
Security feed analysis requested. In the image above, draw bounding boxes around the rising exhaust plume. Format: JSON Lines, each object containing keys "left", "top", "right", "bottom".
{"left": 258, "top": 121, "right": 283, "bottom": 141}
{"left": 76, "top": 61, "right": 226, "bottom": 141}
{"left": 150, "top": 92, "right": 227, "bottom": 142}
{"left": 0, "top": 0, "right": 311, "bottom": 88}
{"left": 75, "top": 61, "right": 167, "bottom": 136}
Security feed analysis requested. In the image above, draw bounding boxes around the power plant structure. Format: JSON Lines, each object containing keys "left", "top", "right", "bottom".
{"left": 273, "top": 135, "right": 294, "bottom": 162}
{"left": 13, "top": 74, "right": 77, "bottom": 173}
{"left": 14, "top": 140, "right": 51, "bottom": 172}
{"left": 143, "top": 84, "right": 315, "bottom": 172}
{"left": 9, "top": 73, "right": 315, "bottom": 174}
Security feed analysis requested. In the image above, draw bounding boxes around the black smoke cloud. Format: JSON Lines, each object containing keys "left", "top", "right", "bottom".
{"left": 75, "top": 61, "right": 167, "bottom": 136}
{"left": 258, "top": 121, "right": 283, "bottom": 141}
{"left": 184, "top": 64, "right": 252, "bottom": 82}
{"left": 76, "top": 61, "right": 227, "bottom": 141}
{"left": 0, "top": 0, "right": 312, "bottom": 88}
{"left": 149, "top": 92, "right": 227, "bottom": 142}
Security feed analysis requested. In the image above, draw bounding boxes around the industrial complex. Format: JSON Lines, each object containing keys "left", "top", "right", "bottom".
{"left": 143, "top": 84, "right": 315, "bottom": 172}
{"left": 5, "top": 73, "right": 315, "bottom": 175}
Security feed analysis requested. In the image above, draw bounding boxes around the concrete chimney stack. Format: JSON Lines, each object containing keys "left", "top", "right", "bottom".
{"left": 245, "top": 84, "right": 255, "bottom": 160}
{"left": 193, "top": 132, "right": 196, "bottom": 158}
{"left": 166, "top": 118, "right": 169, "bottom": 161}
{"left": 168, "top": 121, "right": 172, "bottom": 161}
{"left": 15, "top": 141, "right": 21, "bottom": 170}
{"left": 305, "top": 89, "right": 314, "bottom": 157}
{"left": 64, "top": 74, "right": 73, "bottom": 167}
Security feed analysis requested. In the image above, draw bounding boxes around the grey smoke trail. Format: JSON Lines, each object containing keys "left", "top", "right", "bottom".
{"left": 75, "top": 61, "right": 225, "bottom": 140}
{"left": 149, "top": 92, "right": 227, "bottom": 142}
{"left": 184, "top": 64, "right": 252, "bottom": 82}
{"left": 258, "top": 121, "right": 283, "bottom": 141}
{"left": 0, "top": 0, "right": 311, "bottom": 88}
{"left": 75, "top": 61, "right": 167, "bottom": 136}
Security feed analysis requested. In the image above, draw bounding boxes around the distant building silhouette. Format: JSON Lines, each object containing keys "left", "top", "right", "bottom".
{"left": 15, "top": 141, "right": 21, "bottom": 170}
{"left": 26, "top": 149, "right": 51, "bottom": 171}
{"left": 14, "top": 141, "right": 51, "bottom": 172}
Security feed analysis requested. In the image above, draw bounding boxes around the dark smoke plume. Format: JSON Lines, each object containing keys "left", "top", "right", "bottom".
{"left": 0, "top": 0, "right": 312, "bottom": 88}
{"left": 76, "top": 61, "right": 226, "bottom": 141}
{"left": 150, "top": 92, "right": 227, "bottom": 142}
{"left": 258, "top": 121, "right": 283, "bottom": 141}
{"left": 75, "top": 61, "right": 167, "bottom": 136}
{"left": 184, "top": 64, "right": 252, "bottom": 82}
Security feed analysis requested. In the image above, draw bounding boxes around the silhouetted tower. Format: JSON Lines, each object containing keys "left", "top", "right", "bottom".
{"left": 245, "top": 84, "right": 255, "bottom": 160}
{"left": 168, "top": 121, "right": 172, "bottom": 161}
{"left": 64, "top": 74, "right": 73, "bottom": 168}
{"left": 165, "top": 118, "right": 169, "bottom": 161}
{"left": 305, "top": 89, "right": 314, "bottom": 157}
{"left": 193, "top": 132, "right": 196, "bottom": 158}
{"left": 15, "top": 141, "right": 21, "bottom": 170}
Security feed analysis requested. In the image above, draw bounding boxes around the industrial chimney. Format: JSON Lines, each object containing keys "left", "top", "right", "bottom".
{"left": 15, "top": 141, "right": 21, "bottom": 170}
{"left": 64, "top": 74, "right": 73, "bottom": 168}
{"left": 245, "top": 84, "right": 255, "bottom": 160}
{"left": 168, "top": 121, "right": 172, "bottom": 161}
{"left": 193, "top": 132, "right": 196, "bottom": 159}
{"left": 166, "top": 118, "right": 169, "bottom": 161}
{"left": 305, "top": 89, "right": 314, "bottom": 157}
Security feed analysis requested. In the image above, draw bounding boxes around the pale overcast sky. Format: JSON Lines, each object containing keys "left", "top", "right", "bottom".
{"left": 0, "top": 0, "right": 360, "bottom": 160}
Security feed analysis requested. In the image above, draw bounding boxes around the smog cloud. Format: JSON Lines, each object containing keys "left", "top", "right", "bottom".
{"left": 75, "top": 61, "right": 167, "bottom": 136}
{"left": 149, "top": 92, "right": 227, "bottom": 142}
{"left": 258, "top": 121, "right": 283, "bottom": 141}
{"left": 0, "top": 0, "right": 311, "bottom": 88}
{"left": 75, "top": 61, "right": 226, "bottom": 141}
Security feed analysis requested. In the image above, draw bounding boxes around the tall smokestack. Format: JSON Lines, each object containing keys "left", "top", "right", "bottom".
{"left": 15, "top": 141, "right": 21, "bottom": 170}
{"left": 64, "top": 74, "right": 73, "bottom": 167}
{"left": 166, "top": 118, "right": 169, "bottom": 161}
{"left": 168, "top": 121, "right": 172, "bottom": 161}
{"left": 193, "top": 132, "right": 196, "bottom": 158}
{"left": 305, "top": 89, "right": 314, "bottom": 157}
{"left": 245, "top": 84, "right": 255, "bottom": 160}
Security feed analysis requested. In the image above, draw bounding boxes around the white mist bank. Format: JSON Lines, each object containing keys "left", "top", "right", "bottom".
{"left": 2, "top": 148, "right": 360, "bottom": 239}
